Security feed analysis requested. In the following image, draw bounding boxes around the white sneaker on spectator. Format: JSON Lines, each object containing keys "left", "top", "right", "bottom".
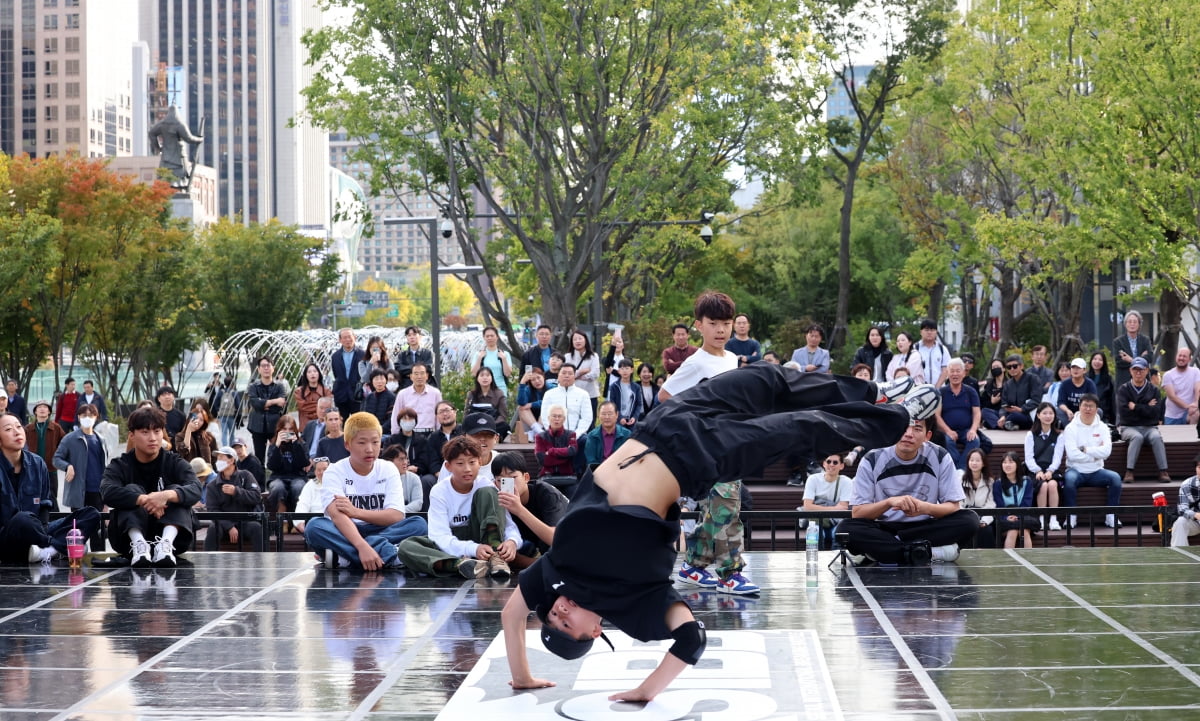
{"left": 28, "top": 545, "right": 56, "bottom": 565}
{"left": 1049, "top": 516, "right": 1062, "bottom": 531}
{"left": 1105, "top": 514, "right": 1122, "bottom": 528}
{"left": 1068, "top": 515, "right": 1078, "bottom": 529}
{"left": 931, "top": 543, "right": 959, "bottom": 562}
{"left": 151, "top": 537, "right": 176, "bottom": 567}
{"left": 130, "top": 537, "right": 153, "bottom": 568}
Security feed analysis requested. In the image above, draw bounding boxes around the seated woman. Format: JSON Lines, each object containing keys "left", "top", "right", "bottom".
{"left": 517, "top": 367, "right": 549, "bottom": 437}
{"left": 266, "top": 416, "right": 309, "bottom": 516}
{"left": 994, "top": 451, "right": 1035, "bottom": 549}
{"left": 361, "top": 370, "right": 396, "bottom": 431}
{"left": 980, "top": 359, "right": 1006, "bottom": 429}
{"left": 1024, "top": 401, "right": 1064, "bottom": 531}
{"left": 801, "top": 452, "right": 852, "bottom": 550}
{"left": 174, "top": 403, "right": 217, "bottom": 465}
{"left": 385, "top": 407, "right": 433, "bottom": 477}
{"left": 958, "top": 447, "right": 996, "bottom": 548}
{"left": 466, "top": 367, "right": 510, "bottom": 440}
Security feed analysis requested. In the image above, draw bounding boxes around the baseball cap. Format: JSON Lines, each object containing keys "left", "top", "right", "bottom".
{"left": 535, "top": 604, "right": 615, "bottom": 660}
{"left": 1131, "top": 357, "right": 1149, "bottom": 370}
{"left": 463, "top": 412, "right": 499, "bottom": 436}
{"left": 1070, "top": 357, "right": 1087, "bottom": 369}
{"left": 216, "top": 445, "right": 237, "bottom": 458}
{"left": 231, "top": 438, "right": 247, "bottom": 447}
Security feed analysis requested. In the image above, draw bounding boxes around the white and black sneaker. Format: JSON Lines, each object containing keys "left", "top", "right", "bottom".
{"left": 151, "top": 537, "right": 177, "bottom": 568}
{"left": 931, "top": 543, "right": 960, "bottom": 563}
{"left": 873, "top": 376, "right": 915, "bottom": 404}
{"left": 28, "top": 544, "right": 56, "bottom": 565}
{"left": 130, "top": 537, "right": 153, "bottom": 568}
{"left": 901, "top": 384, "right": 941, "bottom": 422}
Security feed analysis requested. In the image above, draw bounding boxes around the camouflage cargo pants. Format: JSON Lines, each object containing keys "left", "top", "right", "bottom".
{"left": 684, "top": 479, "right": 744, "bottom": 578}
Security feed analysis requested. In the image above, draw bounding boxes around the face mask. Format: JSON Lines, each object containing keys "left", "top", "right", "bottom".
{"left": 215, "top": 460, "right": 231, "bottom": 473}
{"left": 78, "top": 417, "right": 95, "bottom": 430}
{"left": 400, "top": 420, "right": 417, "bottom": 432}
{"left": 386, "top": 381, "right": 400, "bottom": 392}
{"left": 991, "top": 367, "right": 1003, "bottom": 378}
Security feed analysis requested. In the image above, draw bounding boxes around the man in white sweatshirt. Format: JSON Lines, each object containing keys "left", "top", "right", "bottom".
{"left": 1062, "top": 393, "right": 1123, "bottom": 528}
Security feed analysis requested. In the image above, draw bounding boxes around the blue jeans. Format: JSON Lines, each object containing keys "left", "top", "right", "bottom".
{"left": 942, "top": 432, "right": 980, "bottom": 470}
{"left": 220, "top": 416, "right": 238, "bottom": 445}
{"left": 1165, "top": 415, "right": 1188, "bottom": 426}
{"left": 304, "top": 516, "right": 428, "bottom": 568}
{"left": 1063, "top": 468, "right": 1123, "bottom": 507}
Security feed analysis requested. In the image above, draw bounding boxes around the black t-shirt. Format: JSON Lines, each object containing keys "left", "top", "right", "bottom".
{"left": 517, "top": 477, "right": 684, "bottom": 642}
{"left": 515, "top": 480, "right": 570, "bottom": 554}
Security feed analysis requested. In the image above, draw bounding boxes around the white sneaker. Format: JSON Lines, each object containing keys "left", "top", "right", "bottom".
{"left": 28, "top": 544, "right": 56, "bottom": 565}
{"left": 151, "top": 537, "right": 176, "bottom": 567}
{"left": 1068, "top": 515, "right": 1078, "bottom": 529}
{"left": 130, "top": 537, "right": 153, "bottom": 568}
{"left": 874, "top": 376, "right": 915, "bottom": 404}
{"left": 1105, "top": 514, "right": 1122, "bottom": 529}
{"left": 931, "top": 543, "right": 959, "bottom": 562}
{"left": 901, "top": 384, "right": 941, "bottom": 422}
{"left": 1049, "top": 516, "right": 1062, "bottom": 531}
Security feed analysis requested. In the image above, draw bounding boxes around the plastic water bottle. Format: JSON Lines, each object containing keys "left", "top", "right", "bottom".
{"left": 66, "top": 522, "right": 85, "bottom": 570}
{"left": 806, "top": 522, "right": 820, "bottom": 566}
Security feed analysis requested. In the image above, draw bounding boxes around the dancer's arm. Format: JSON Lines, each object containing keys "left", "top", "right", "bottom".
{"left": 501, "top": 589, "right": 555, "bottom": 690}
{"left": 609, "top": 602, "right": 698, "bottom": 703}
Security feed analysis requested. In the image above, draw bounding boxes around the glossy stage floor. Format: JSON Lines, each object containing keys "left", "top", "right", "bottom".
{"left": 2, "top": 547, "right": 1199, "bottom": 720}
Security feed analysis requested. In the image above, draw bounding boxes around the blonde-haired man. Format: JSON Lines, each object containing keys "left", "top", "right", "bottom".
{"left": 303, "top": 412, "right": 427, "bottom": 570}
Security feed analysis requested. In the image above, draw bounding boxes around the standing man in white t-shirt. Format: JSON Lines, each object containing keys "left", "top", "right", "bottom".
{"left": 917, "top": 318, "right": 952, "bottom": 388}
{"left": 304, "top": 412, "right": 428, "bottom": 570}
{"left": 659, "top": 291, "right": 760, "bottom": 595}
{"left": 1162, "top": 347, "right": 1200, "bottom": 425}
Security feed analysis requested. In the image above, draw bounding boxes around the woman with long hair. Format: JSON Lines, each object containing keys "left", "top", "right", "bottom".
{"left": 1089, "top": 351, "right": 1116, "bottom": 422}
{"left": 851, "top": 326, "right": 893, "bottom": 381}
{"left": 959, "top": 447, "right": 996, "bottom": 548}
{"left": 1024, "top": 401, "right": 1064, "bottom": 531}
{"left": 566, "top": 328, "right": 601, "bottom": 422}
{"left": 174, "top": 401, "right": 217, "bottom": 465}
{"left": 885, "top": 331, "right": 924, "bottom": 382}
{"left": 471, "top": 326, "right": 514, "bottom": 395}
{"left": 636, "top": 362, "right": 660, "bottom": 420}
{"left": 266, "top": 415, "right": 309, "bottom": 517}
{"left": 466, "top": 366, "right": 510, "bottom": 440}
{"left": 357, "top": 335, "right": 393, "bottom": 395}
{"left": 980, "top": 358, "right": 1006, "bottom": 429}
{"left": 294, "top": 362, "right": 332, "bottom": 428}
{"left": 994, "top": 451, "right": 1035, "bottom": 549}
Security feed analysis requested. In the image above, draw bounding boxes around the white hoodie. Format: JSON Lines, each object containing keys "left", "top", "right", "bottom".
{"left": 1062, "top": 414, "right": 1112, "bottom": 474}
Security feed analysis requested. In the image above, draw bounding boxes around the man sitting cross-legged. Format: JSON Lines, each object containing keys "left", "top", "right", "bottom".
{"left": 839, "top": 416, "right": 982, "bottom": 566}
{"left": 501, "top": 362, "right": 940, "bottom": 702}
{"left": 396, "top": 435, "right": 523, "bottom": 580}
{"left": 303, "top": 412, "right": 427, "bottom": 570}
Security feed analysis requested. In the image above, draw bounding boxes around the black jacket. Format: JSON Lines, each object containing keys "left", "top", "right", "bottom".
{"left": 205, "top": 469, "right": 263, "bottom": 514}
{"left": 100, "top": 449, "right": 202, "bottom": 511}
{"left": 1001, "top": 372, "right": 1043, "bottom": 414}
{"left": 246, "top": 379, "right": 288, "bottom": 435}
{"left": 1116, "top": 380, "right": 1162, "bottom": 427}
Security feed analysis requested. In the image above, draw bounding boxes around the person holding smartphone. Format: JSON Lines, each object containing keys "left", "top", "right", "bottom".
{"left": 492, "top": 451, "right": 568, "bottom": 570}
{"left": 266, "top": 416, "right": 309, "bottom": 520}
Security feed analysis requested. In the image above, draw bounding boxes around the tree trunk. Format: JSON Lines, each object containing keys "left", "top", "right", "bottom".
{"left": 1157, "top": 286, "right": 1187, "bottom": 371}
{"left": 831, "top": 167, "right": 857, "bottom": 352}
{"left": 996, "top": 266, "right": 1017, "bottom": 358}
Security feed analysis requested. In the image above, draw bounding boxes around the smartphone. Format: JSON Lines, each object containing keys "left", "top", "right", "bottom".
{"left": 500, "top": 477, "right": 516, "bottom": 494}
{"left": 523, "top": 365, "right": 532, "bottom": 377}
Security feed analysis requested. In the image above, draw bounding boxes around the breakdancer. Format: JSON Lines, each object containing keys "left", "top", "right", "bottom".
{"left": 501, "top": 362, "right": 940, "bottom": 701}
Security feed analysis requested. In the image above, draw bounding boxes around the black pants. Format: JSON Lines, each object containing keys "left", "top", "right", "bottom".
{"left": 336, "top": 401, "right": 360, "bottom": 426}
{"left": 267, "top": 476, "right": 306, "bottom": 513}
{"left": 0, "top": 507, "right": 101, "bottom": 563}
{"left": 204, "top": 520, "right": 264, "bottom": 551}
{"left": 630, "top": 364, "right": 910, "bottom": 500}
{"left": 250, "top": 431, "right": 272, "bottom": 468}
{"left": 838, "top": 511, "right": 981, "bottom": 563}
{"left": 107, "top": 485, "right": 195, "bottom": 557}
{"left": 83, "top": 490, "right": 105, "bottom": 550}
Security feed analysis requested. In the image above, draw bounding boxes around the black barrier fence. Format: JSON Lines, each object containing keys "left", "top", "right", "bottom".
{"left": 50, "top": 505, "right": 1178, "bottom": 557}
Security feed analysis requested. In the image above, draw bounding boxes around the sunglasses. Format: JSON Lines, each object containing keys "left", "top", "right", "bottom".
{"left": 311, "top": 457, "right": 330, "bottom": 464}
{"left": 823, "top": 459, "right": 842, "bottom": 465}
{"left": 1006, "top": 364, "right": 1020, "bottom": 370}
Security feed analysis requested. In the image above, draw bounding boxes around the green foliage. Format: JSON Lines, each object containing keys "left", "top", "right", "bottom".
{"left": 192, "top": 218, "right": 341, "bottom": 343}
{"left": 303, "top": 0, "right": 805, "bottom": 336}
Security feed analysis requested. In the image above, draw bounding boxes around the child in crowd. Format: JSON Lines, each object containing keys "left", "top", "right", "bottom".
{"left": 994, "top": 451, "right": 1034, "bottom": 549}
{"left": 491, "top": 451, "right": 569, "bottom": 569}
{"left": 303, "top": 412, "right": 427, "bottom": 570}
{"left": 959, "top": 448, "right": 996, "bottom": 548}
{"left": 396, "top": 435, "right": 522, "bottom": 579}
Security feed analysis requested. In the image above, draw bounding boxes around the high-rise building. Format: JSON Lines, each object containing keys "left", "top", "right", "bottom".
{"left": 138, "top": 0, "right": 327, "bottom": 225}
{"left": 0, "top": 0, "right": 137, "bottom": 159}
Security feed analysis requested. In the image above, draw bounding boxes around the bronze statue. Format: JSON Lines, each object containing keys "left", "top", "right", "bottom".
{"left": 148, "top": 105, "right": 203, "bottom": 187}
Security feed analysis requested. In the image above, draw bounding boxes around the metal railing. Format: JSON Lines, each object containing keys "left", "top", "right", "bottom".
{"left": 53, "top": 505, "right": 1176, "bottom": 557}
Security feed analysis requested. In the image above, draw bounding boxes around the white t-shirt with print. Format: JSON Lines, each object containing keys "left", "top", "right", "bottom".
{"left": 319, "top": 458, "right": 405, "bottom": 525}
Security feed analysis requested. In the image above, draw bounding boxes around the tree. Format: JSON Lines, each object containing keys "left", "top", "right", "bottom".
{"left": 303, "top": 0, "right": 799, "bottom": 345}
{"left": 403, "top": 267, "right": 480, "bottom": 330}
{"left": 353, "top": 276, "right": 419, "bottom": 328}
{"left": 2, "top": 153, "right": 179, "bottom": 389}
{"left": 772, "top": 0, "right": 952, "bottom": 351}
{"left": 192, "top": 218, "right": 341, "bottom": 344}
{"left": 0, "top": 206, "right": 60, "bottom": 389}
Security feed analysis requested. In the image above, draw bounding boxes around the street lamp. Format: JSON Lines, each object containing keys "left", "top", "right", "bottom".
{"left": 380, "top": 215, "right": 482, "bottom": 379}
